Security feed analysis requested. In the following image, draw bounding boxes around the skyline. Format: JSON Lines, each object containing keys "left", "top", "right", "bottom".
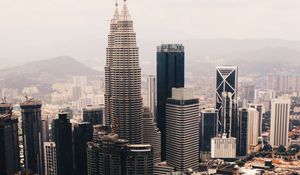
{"left": 2, "top": 0, "right": 300, "bottom": 68}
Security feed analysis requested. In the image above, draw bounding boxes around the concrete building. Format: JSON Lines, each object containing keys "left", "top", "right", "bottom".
{"left": 44, "top": 142, "right": 57, "bottom": 175}
{"left": 83, "top": 105, "right": 104, "bottom": 126}
{"left": 147, "top": 75, "right": 156, "bottom": 121}
{"left": 142, "top": 107, "right": 161, "bottom": 163}
{"left": 211, "top": 136, "right": 236, "bottom": 159}
{"left": 166, "top": 88, "right": 199, "bottom": 171}
{"left": 248, "top": 103, "right": 264, "bottom": 137}
{"left": 104, "top": 0, "right": 143, "bottom": 144}
{"left": 270, "top": 98, "right": 290, "bottom": 148}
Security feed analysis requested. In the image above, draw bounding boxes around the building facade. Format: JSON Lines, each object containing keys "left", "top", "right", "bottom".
{"left": 166, "top": 88, "right": 199, "bottom": 171}
{"left": 20, "top": 99, "right": 44, "bottom": 175}
{"left": 147, "top": 75, "right": 156, "bottom": 121}
{"left": 157, "top": 44, "right": 185, "bottom": 160}
{"left": 83, "top": 105, "right": 104, "bottom": 126}
{"left": 53, "top": 113, "right": 73, "bottom": 175}
{"left": 270, "top": 98, "right": 290, "bottom": 148}
{"left": 104, "top": 0, "right": 143, "bottom": 144}
{"left": 142, "top": 107, "right": 161, "bottom": 163}
{"left": 200, "top": 108, "right": 217, "bottom": 160}
{"left": 74, "top": 123, "right": 93, "bottom": 175}
{"left": 44, "top": 142, "right": 57, "bottom": 175}
{"left": 215, "top": 66, "right": 238, "bottom": 136}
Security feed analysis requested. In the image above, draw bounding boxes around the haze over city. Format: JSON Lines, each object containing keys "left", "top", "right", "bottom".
{"left": 2, "top": 0, "right": 300, "bottom": 68}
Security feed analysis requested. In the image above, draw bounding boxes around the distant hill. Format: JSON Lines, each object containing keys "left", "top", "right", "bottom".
{"left": 0, "top": 56, "right": 99, "bottom": 88}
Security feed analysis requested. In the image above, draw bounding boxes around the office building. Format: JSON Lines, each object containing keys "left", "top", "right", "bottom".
{"left": 58, "top": 107, "right": 73, "bottom": 119}
{"left": 248, "top": 103, "right": 264, "bottom": 137}
{"left": 53, "top": 113, "right": 73, "bottom": 175}
{"left": 104, "top": 0, "right": 143, "bottom": 144}
{"left": 215, "top": 66, "right": 238, "bottom": 136}
{"left": 74, "top": 123, "right": 93, "bottom": 175}
{"left": 44, "top": 142, "right": 57, "bottom": 175}
{"left": 142, "top": 107, "right": 161, "bottom": 163}
{"left": 0, "top": 114, "right": 20, "bottom": 175}
{"left": 157, "top": 44, "right": 185, "bottom": 160}
{"left": 20, "top": 99, "right": 44, "bottom": 174}
{"left": 42, "top": 118, "right": 50, "bottom": 143}
{"left": 166, "top": 88, "right": 199, "bottom": 171}
{"left": 147, "top": 75, "right": 156, "bottom": 121}
{"left": 83, "top": 105, "right": 104, "bottom": 126}
{"left": 270, "top": 98, "right": 290, "bottom": 148}
{"left": 153, "top": 162, "right": 175, "bottom": 175}
{"left": 211, "top": 136, "right": 236, "bottom": 159}
{"left": 87, "top": 132, "right": 153, "bottom": 175}
{"left": 126, "top": 144, "right": 154, "bottom": 175}
{"left": 237, "top": 108, "right": 259, "bottom": 156}
{"left": 199, "top": 108, "right": 217, "bottom": 160}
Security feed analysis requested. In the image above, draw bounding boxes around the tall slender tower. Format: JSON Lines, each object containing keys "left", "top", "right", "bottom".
{"left": 147, "top": 75, "right": 156, "bottom": 121}
{"left": 215, "top": 66, "right": 238, "bottom": 137}
{"left": 20, "top": 99, "right": 44, "bottom": 175}
{"left": 105, "top": 0, "right": 143, "bottom": 144}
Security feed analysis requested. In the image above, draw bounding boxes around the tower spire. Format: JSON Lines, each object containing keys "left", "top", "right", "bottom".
{"left": 111, "top": 0, "right": 119, "bottom": 23}
{"left": 120, "top": 0, "right": 131, "bottom": 21}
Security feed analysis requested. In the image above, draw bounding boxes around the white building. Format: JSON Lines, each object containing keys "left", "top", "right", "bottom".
{"left": 211, "top": 135, "right": 236, "bottom": 159}
{"left": 270, "top": 98, "right": 290, "bottom": 148}
{"left": 44, "top": 142, "right": 57, "bottom": 175}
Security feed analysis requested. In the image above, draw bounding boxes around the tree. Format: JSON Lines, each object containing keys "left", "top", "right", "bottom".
{"left": 263, "top": 144, "right": 273, "bottom": 152}
{"left": 277, "top": 145, "right": 286, "bottom": 153}
{"left": 235, "top": 160, "right": 245, "bottom": 167}
{"left": 289, "top": 144, "right": 300, "bottom": 153}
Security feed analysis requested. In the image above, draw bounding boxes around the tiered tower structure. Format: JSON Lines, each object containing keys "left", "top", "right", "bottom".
{"left": 104, "top": 0, "right": 143, "bottom": 144}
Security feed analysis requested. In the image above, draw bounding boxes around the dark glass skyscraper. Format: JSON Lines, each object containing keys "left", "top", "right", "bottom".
{"left": 237, "top": 108, "right": 248, "bottom": 156}
{"left": 53, "top": 113, "right": 73, "bottom": 175}
{"left": 83, "top": 105, "right": 104, "bottom": 126}
{"left": 199, "top": 108, "right": 217, "bottom": 153}
{"left": 20, "top": 99, "right": 44, "bottom": 175}
{"left": 157, "top": 44, "right": 185, "bottom": 160}
{"left": 74, "top": 122, "right": 93, "bottom": 175}
{"left": 215, "top": 66, "right": 238, "bottom": 137}
{"left": 0, "top": 103, "right": 20, "bottom": 175}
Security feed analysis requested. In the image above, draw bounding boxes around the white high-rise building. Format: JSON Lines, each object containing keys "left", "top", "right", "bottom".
{"left": 211, "top": 136, "right": 236, "bottom": 159}
{"left": 44, "top": 142, "right": 57, "bottom": 175}
{"left": 270, "top": 98, "right": 290, "bottom": 148}
{"left": 247, "top": 108, "right": 260, "bottom": 152}
{"left": 166, "top": 88, "right": 199, "bottom": 171}
{"left": 147, "top": 75, "right": 156, "bottom": 121}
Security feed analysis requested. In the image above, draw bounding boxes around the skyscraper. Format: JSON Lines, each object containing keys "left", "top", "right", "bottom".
{"left": 74, "top": 122, "right": 93, "bottom": 175}
{"left": 215, "top": 66, "right": 238, "bottom": 137}
{"left": 157, "top": 44, "right": 185, "bottom": 160}
{"left": 83, "top": 105, "right": 104, "bottom": 126}
{"left": 270, "top": 98, "right": 290, "bottom": 148}
{"left": 53, "top": 113, "right": 73, "bottom": 175}
{"left": 126, "top": 144, "right": 154, "bottom": 175}
{"left": 86, "top": 133, "right": 153, "bottom": 175}
{"left": 44, "top": 142, "right": 57, "bottom": 175}
{"left": 237, "top": 107, "right": 259, "bottom": 156}
{"left": 20, "top": 99, "right": 44, "bottom": 175}
{"left": 248, "top": 103, "right": 264, "bottom": 137}
{"left": 147, "top": 75, "right": 156, "bottom": 121}
{"left": 199, "top": 108, "right": 217, "bottom": 160}
{"left": 166, "top": 88, "right": 199, "bottom": 171}
{"left": 0, "top": 113, "right": 20, "bottom": 175}
{"left": 104, "top": 0, "right": 143, "bottom": 144}
{"left": 142, "top": 107, "right": 161, "bottom": 163}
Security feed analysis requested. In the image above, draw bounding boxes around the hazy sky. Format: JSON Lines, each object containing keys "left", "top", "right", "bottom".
{"left": 1, "top": 0, "right": 300, "bottom": 68}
